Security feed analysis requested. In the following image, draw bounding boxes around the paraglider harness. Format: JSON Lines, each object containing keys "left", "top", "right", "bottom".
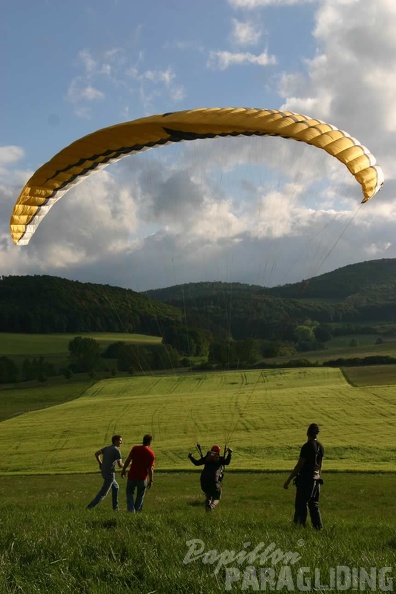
{"left": 196, "top": 443, "right": 226, "bottom": 483}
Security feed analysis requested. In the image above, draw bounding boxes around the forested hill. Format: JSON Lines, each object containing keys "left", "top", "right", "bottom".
{"left": 145, "top": 259, "right": 396, "bottom": 303}
{"left": 0, "top": 275, "right": 182, "bottom": 334}
{"left": 266, "top": 258, "right": 396, "bottom": 300}
{"left": 1, "top": 258, "right": 396, "bottom": 337}
{"left": 144, "top": 259, "right": 396, "bottom": 340}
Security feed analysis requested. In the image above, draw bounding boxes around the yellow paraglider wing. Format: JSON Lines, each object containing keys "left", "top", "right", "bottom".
{"left": 10, "top": 107, "right": 384, "bottom": 245}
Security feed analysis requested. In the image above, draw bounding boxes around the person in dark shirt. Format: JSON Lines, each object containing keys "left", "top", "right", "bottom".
{"left": 283, "top": 423, "right": 324, "bottom": 530}
{"left": 87, "top": 435, "right": 124, "bottom": 510}
{"left": 188, "top": 444, "right": 233, "bottom": 511}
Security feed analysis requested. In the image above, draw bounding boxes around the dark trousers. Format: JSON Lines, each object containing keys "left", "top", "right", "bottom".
{"left": 294, "top": 478, "right": 322, "bottom": 530}
{"left": 201, "top": 477, "right": 222, "bottom": 510}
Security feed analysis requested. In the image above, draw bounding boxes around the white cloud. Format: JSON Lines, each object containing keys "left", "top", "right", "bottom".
{"left": 80, "top": 86, "right": 104, "bottom": 101}
{"left": 278, "top": 0, "right": 396, "bottom": 188}
{"left": 0, "top": 146, "right": 24, "bottom": 166}
{"left": 364, "top": 242, "right": 392, "bottom": 258}
{"left": 229, "top": 0, "right": 317, "bottom": 7}
{"left": 208, "top": 50, "right": 276, "bottom": 70}
{"left": 0, "top": 146, "right": 31, "bottom": 197}
{"left": 140, "top": 68, "right": 175, "bottom": 86}
{"left": 230, "top": 19, "right": 262, "bottom": 45}
{"left": 66, "top": 78, "right": 105, "bottom": 104}
{"left": 362, "top": 66, "right": 396, "bottom": 132}
{"left": 66, "top": 46, "right": 185, "bottom": 119}
{"left": 79, "top": 49, "right": 97, "bottom": 73}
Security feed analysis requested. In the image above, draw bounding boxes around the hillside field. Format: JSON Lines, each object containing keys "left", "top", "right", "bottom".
{"left": 0, "top": 332, "right": 163, "bottom": 373}
{"left": 0, "top": 332, "right": 162, "bottom": 356}
{"left": 269, "top": 334, "right": 396, "bottom": 365}
{"left": 0, "top": 367, "right": 395, "bottom": 474}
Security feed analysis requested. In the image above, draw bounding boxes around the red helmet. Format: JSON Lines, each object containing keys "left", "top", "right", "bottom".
{"left": 211, "top": 445, "right": 221, "bottom": 453}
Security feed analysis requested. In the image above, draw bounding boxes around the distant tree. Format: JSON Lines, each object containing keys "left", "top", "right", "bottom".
{"left": 114, "top": 343, "right": 151, "bottom": 373}
{"left": 22, "top": 356, "right": 56, "bottom": 381}
{"left": 314, "top": 324, "right": 333, "bottom": 343}
{"left": 349, "top": 338, "right": 359, "bottom": 347}
{"left": 234, "top": 339, "right": 259, "bottom": 366}
{"left": 260, "top": 340, "right": 296, "bottom": 358}
{"left": 102, "top": 341, "right": 125, "bottom": 359}
{"left": 68, "top": 336, "right": 100, "bottom": 372}
{"left": 161, "top": 325, "right": 194, "bottom": 356}
{"left": 208, "top": 341, "right": 235, "bottom": 368}
{"left": 294, "top": 325, "right": 316, "bottom": 343}
{"left": 260, "top": 341, "right": 281, "bottom": 358}
{"left": 207, "top": 339, "right": 258, "bottom": 368}
{"left": 109, "top": 342, "right": 180, "bottom": 373}
{"left": 188, "top": 329, "right": 212, "bottom": 357}
{"left": 63, "top": 368, "right": 73, "bottom": 380}
{"left": 0, "top": 356, "right": 18, "bottom": 383}
{"left": 151, "top": 344, "right": 180, "bottom": 370}
{"left": 22, "top": 358, "right": 33, "bottom": 381}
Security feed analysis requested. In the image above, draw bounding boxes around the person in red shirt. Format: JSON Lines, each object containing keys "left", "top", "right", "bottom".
{"left": 121, "top": 434, "right": 155, "bottom": 512}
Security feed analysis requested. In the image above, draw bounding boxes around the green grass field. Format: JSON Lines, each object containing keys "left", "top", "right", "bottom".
{"left": 271, "top": 335, "right": 396, "bottom": 365}
{"left": 0, "top": 332, "right": 162, "bottom": 356}
{"left": 1, "top": 368, "right": 395, "bottom": 474}
{"left": 0, "top": 332, "right": 163, "bottom": 377}
{"left": 0, "top": 473, "right": 395, "bottom": 593}
{"left": 1, "top": 354, "right": 395, "bottom": 592}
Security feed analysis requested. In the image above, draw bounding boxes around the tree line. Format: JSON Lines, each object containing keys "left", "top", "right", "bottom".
{"left": 1, "top": 261, "right": 396, "bottom": 384}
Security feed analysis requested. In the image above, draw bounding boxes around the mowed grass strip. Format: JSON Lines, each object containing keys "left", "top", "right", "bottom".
{"left": 0, "top": 368, "right": 395, "bottom": 474}
{"left": 343, "top": 364, "right": 396, "bottom": 386}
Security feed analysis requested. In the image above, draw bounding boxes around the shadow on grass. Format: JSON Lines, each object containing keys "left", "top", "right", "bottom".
{"left": 187, "top": 499, "right": 205, "bottom": 507}
{"left": 387, "top": 536, "right": 396, "bottom": 550}
{"left": 86, "top": 518, "right": 118, "bottom": 530}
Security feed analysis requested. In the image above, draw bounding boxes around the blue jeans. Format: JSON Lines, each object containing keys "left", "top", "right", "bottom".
{"left": 126, "top": 479, "right": 147, "bottom": 512}
{"left": 87, "top": 473, "right": 119, "bottom": 510}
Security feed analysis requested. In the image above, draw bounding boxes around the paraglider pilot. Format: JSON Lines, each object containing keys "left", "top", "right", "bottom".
{"left": 189, "top": 444, "right": 233, "bottom": 511}
{"left": 283, "top": 423, "right": 324, "bottom": 530}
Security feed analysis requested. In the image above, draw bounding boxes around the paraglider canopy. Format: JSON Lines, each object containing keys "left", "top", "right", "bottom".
{"left": 10, "top": 107, "right": 384, "bottom": 246}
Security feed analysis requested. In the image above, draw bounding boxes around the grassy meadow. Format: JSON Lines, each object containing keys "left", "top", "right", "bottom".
{"left": 0, "top": 332, "right": 162, "bottom": 356}
{"left": 271, "top": 334, "right": 396, "bottom": 365}
{"left": 0, "top": 472, "right": 395, "bottom": 593}
{"left": 0, "top": 332, "right": 162, "bottom": 373}
{"left": 0, "top": 367, "right": 395, "bottom": 474}
{"left": 1, "top": 335, "right": 396, "bottom": 592}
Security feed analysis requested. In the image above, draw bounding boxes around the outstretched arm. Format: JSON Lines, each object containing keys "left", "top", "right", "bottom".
{"left": 223, "top": 448, "right": 233, "bottom": 466}
{"left": 283, "top": 458, "right": 305, "bottom": 489}
{"left": 188, "top": 453, "right": 205, "bottom": 466}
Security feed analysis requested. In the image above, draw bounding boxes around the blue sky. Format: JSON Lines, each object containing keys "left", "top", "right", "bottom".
{"left": 2, "top": 0, "right": 396, "bottom": 291}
